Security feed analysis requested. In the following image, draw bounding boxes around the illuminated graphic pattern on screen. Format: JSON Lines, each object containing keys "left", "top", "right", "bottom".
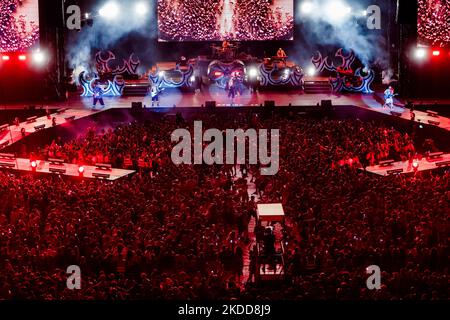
{"left": 418, "top": 0, "right": 450, "bottom": 47}
{"left": 158, "top": 0, "right": 294, "bottom": 41}
{"left": 0, "top": 0, "right": 39, "bottom": 53}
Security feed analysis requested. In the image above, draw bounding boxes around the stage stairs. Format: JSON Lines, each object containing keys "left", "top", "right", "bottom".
{"left": 122, "top": 80, "right": 150, "bottom": 96}
{"left": 303, "top": 79, "right": 332, "bottom": 94}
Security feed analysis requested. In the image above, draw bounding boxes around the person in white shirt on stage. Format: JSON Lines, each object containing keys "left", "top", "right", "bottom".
{"left": 151, "top": 85, "right": 162, "bottom": 107}
{"left": 383, "top": 86, "right": 396, "bottom": 110}
{"left": 92, "top": 82, "right": 105, "bottom": 110}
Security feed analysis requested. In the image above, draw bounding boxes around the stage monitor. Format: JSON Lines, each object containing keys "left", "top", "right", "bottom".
{"left": 131, "top": 102, "right": 143, "bottom": 109}
{"left": 205, "top": 101, "right": 216, "bottom": 109}
{"left": 0, "top": 0, "right": 40, "bottom": 53}
{"left": 264, "top": 100, "right": 275, "bottom": 108}
{"left": 158, "top": 0, "right": 294, "bottom": 42}
{"left": 418, "top": 0, "right": 450, "bottom": 47}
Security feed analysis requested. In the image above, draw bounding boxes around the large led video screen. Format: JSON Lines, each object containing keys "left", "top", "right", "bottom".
{"left": 418, "top": 0, "right": 450, "bottom": 47}
{"left": 0, "top": 0, "right": 40, "bottom": 53}
{"left": 158, "top": 0, "right": 294, "bottom": 42}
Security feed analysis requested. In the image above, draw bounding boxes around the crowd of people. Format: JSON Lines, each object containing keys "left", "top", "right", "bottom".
{"left": 0, "top": 111, "right": 448, "bottom": 300}
{"left": 250, "top": 115, "right": 448, "bottom": 300}
{"left": 41, "top": 117, "right": 418, "bottom": 172}
{"left": 158, "top": 0, "right": 294, "bottom": 41}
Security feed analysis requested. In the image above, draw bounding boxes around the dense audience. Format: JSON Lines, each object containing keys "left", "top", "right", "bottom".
{"left": 0, "top": 111, "right": 448, "bottom": 300}
{"left": 158, "top": 0, "right": 293, "bottom": 41}
{"left": 41, "top": 118, "right": 417, "bottom": 170}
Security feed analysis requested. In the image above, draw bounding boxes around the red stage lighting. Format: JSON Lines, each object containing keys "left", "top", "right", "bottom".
{"left": 432, "top": 50, "right": 440, "bottom": 56}
{"left": 78, "top": 165, "right": 85, "bottom": 177}
{"left": 18, "top": 55, "right": 27, "bottom": 61}
{"left": 31, "top": 160, "right": 37, "bottom": 172}
{"left": 1, "top": 55, "right": 10, "bottom": 61}
{"left": 412, "top": 159, "right": 419, "bottom": 171}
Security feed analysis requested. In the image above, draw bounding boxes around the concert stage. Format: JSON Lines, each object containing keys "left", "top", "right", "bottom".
{"left": 5, "top": 89, "right": 447, "bottom": 132}
{"left": 2, "top": 89, "right": 449, "bottom": 179}
{"left": 362, "top": 153, "right": 450, "bottom": 176}
{"left": 0, "top": 107, "right": 108, "bottom": 150}
{"left": 0, "top": 157, "right": 135, "bottom": 180}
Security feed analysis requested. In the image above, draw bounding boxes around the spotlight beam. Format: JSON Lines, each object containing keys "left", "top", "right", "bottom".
{"left": 99, "top": 2, "right": 120, "bottom": 19}
{"left": 135, "top": 2, "right": 149, "bottom": 16}
{"left": 414, "top": 48, "right": 427, "bottom": 60}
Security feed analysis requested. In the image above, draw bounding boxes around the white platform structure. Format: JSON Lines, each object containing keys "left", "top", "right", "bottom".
{"left": 0, "top": 157, "right": 134, "bottom": 181}
{"left": 257, "top": 203, "right": 285, "bottom": 224}
{"left": 1, "top": 90, "right": 450, "bottom": 132}
{"left": 0, "top": 108, "right": 108, "bottom": 150}
{"left": 362, "top": 154, "right": 450, "bottom": 176}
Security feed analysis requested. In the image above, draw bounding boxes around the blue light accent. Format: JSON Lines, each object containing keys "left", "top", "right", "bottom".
{"left": 79, "top": 71, "right": 125, "bottom": 97}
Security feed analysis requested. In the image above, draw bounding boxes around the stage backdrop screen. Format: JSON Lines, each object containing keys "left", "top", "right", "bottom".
{"left": 0, "top": 0, "right": 40, "bottom": 53}
{"left": 158, "top": 0, "right": 294, "bottom": 42}
{"left": 417, "top": 0, "right": 450, "bottom": 47}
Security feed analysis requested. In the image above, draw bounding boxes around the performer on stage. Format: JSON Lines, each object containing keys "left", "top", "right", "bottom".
{"left": 277, "top": 47, "right": 287, "bottom": 58}
{"left": 221, "top": 40, "right": 235, "bottom": 60}
{"left": 92, "top": 82, "right": 105, "bottom": 110}
{"left": 277, "top": 47, "right": 287, "bottom": 66}
{"left": 227, "top": 76, "right": 236, "bottom": 105}
{"left": 151, "top": 85, "right": 163, "bottom": 107}
{"left": 178, "top": 55, "right": 188, "bottom": 67}
{"left": 235, "top": 74, "right": 244, "bottom": 96}
{"left": 383, "top": 86, "right": 396, "bottom": 110}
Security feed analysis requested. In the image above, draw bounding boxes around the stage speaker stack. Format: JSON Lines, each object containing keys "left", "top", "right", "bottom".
{"left": 387, "top": 168, "right": 404, "bottom": 175}
{"left": 264, "top": 100, "right": 275, "bottom": 108}
{"left": 205, "top": 101, "right": 216, "bottom": 109}
{"left": 428, "top": 120, "right": 440, "bottom": 126}
{"left": 131, "top": 102, "right": 143, "bottom": 109}
{"left": 320, "top": 100, "right": 333, "bottom": 112}
{"left": 436, "top": 160, "right": 450, "bottom": 167}
{"left": 131, "top": 102, "right": 143, "bottom": 115}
